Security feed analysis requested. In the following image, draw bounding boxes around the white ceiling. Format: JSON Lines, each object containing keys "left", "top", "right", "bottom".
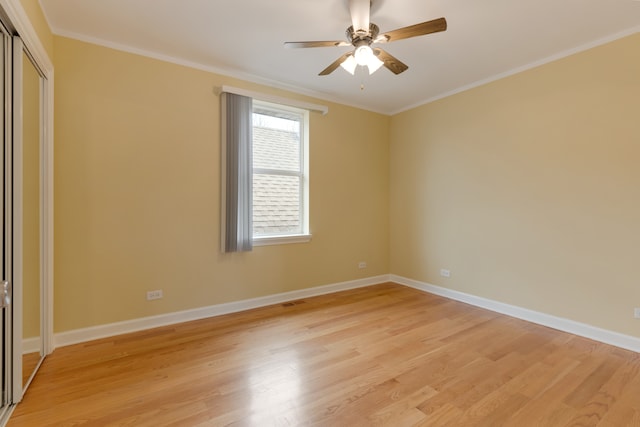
{"left": 40, "top": 0, "right": 640, "bottom": 115}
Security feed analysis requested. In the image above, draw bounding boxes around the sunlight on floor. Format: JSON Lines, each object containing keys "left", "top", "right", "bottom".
{"left": 248, "top": 352, "right": 303, "bottom": 424}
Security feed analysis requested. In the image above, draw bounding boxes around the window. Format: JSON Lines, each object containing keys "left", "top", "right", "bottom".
{"left": 252, "top": 101, "right": 309, "bottom": 245}
{"left": 221, "top": 87, "right": 324, "bottom": 252}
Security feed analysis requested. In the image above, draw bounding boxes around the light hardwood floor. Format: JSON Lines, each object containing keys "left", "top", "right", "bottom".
{"left": 22, "top": 352, "right": 41, "bottom": 386}
{"left": 8, "top": 283, "right": 640, "bottom": 426}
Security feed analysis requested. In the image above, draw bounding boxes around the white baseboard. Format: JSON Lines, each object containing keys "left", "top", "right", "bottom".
{"left": 54, "top": 275, "right": 392, "bottom": 348}
{"left": 54, "top": 274, "right": 640, "bottom": 354}
{"left": 391, "top": 274, "right": 640, "bottom": 354}
{"left": 22, "top": 337, "right": 40, "bottom": 354}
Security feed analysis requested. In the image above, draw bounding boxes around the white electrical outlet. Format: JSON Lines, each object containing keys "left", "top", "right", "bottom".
{"left": 358, "top": 261, "right": 367, "bottom": 269}
{"left": 634, "top": 308, "right": 640, "bottom": 319}
{"left": 440, "top": 269, "right": 451, "bottom": 278}
{"left": 146, "top": 290, "right": 163, "bottom": 301}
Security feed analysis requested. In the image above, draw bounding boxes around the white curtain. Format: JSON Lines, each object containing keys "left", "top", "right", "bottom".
{"left": 222, "top": 92, "right": 253, "bottom": 252}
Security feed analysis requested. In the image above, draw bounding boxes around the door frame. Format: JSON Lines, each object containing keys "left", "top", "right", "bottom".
{"left": 0, "top": 17, "right": 13, "bottom": 423}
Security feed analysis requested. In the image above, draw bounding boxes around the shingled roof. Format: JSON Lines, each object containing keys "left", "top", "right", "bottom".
{"left": 253, "top": 125, "right": 301, "bottom": 236}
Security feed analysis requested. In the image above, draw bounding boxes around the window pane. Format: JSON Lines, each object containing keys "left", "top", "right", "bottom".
{"left": 253, "top": 113, "right": 300, "bottom": 171}
{"left": 253, "top": 173, "right": 300, "bottom": 235}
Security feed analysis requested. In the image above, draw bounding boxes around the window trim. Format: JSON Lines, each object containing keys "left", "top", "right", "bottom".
{"left": 253, "top": 234, "right": 312, "bottom": 246}
{"left": 251, "top": 100, "right": 310, "bottom": 245}
{"left": 220, "top": 85, "right": 328, "bottom": 115}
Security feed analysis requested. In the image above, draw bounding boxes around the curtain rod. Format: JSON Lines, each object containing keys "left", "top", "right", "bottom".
{"left": 217, "top": 85, "right": 329, "bottom": 115}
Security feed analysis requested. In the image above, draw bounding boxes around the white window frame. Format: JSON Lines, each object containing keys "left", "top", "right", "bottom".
{"left": 252, "top": 100, "right": 310, "bottom": 246}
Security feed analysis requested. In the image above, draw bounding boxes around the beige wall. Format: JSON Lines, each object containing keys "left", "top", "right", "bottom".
{"left": 53, "top": 36, "right": 390, "bottom": 332}
{"left": 390, "top": 34, "right": 640, "bottom": 337}
{"left": 19, "top": 0, "right": 54, "bottom": 60}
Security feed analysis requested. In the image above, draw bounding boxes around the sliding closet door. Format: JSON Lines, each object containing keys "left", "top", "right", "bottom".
{"left": 19, "top": 40, "right": 42, "bottom": 391}
{"left": 11, "top": 35, "right": 48, "bottom": 402}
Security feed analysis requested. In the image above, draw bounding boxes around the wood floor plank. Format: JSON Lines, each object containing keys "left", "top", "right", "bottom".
{"left": 8, "top": 282, "right": 640, "bottom": 426}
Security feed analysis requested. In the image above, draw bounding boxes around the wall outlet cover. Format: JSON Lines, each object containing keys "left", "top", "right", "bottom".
{"left": 147, "top": 290, "right": 163, "bottom": 301}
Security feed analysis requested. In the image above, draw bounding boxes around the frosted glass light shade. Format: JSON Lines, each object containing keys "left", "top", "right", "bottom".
{"left": 341, "top": 47, "right": 384, "bottom": 75}
{"left": 354, "top": 45, "right": 374, "bottom": 66}
{"left": 340, "top": 55, "right": 357, "bottom": 75}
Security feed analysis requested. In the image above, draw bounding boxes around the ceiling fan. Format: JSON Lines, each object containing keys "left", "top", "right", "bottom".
{"left": 284, "top": 0, "right": 447, "bottom": 76}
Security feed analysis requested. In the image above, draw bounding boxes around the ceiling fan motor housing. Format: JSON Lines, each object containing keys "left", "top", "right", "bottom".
{"left": 346, "top": 23, "right": 379, "bottom": 46}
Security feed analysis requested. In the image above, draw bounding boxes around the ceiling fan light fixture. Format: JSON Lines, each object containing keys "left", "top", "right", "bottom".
{"left": 367, "top": 54, "right": 384, "bottom": 74}
{"left": 340, "top": 55, "right": 357, "bottom": 75}
{"left": 354, "top": 45, "right": 374, "bottom": 66}
{"left": 353, "top": 45, "right": 384, "bottom": 75}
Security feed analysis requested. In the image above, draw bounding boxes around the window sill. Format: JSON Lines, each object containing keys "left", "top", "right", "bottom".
{"left": 253, "top": 234, "right": 312, "bottom": 247}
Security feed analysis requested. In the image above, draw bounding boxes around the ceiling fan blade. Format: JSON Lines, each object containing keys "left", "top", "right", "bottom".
{"left": 319, "top": 52, "right": 354, "bottom": 76}
{"left": 373, "top": 48, "right": 408, "bottom": 75}
{"left": 349, "top": 0, "right": 370, "bottom": 34}
{"left": 284, "top": 40, "right": 351, "bottom": 48}
{"left": 376, "top": 17, "right": 447, "bottom": 43}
